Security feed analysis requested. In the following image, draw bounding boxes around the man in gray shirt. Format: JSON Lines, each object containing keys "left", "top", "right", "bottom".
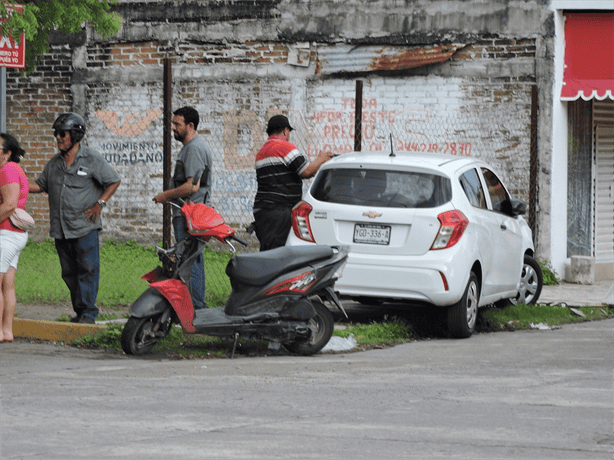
{"left": 29, "top": 113, "right": 121, "bottom": 323}
{"left": 153, "top": 107, "right": 213, "bottom": 309}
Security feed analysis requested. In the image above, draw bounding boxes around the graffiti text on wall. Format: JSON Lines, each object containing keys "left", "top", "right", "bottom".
{"left": 214, "top": 172, "right": 257, "bottom": 214}
{"left": 307, "top": 99, "right": 474, "bottom": 156}
{"left": 98, "top": 141, "right": 163, "bottom": 165}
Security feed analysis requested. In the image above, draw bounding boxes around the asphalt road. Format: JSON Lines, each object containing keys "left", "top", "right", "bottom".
{"left": 1, "top": 318, "right": 612, "bottom": 460}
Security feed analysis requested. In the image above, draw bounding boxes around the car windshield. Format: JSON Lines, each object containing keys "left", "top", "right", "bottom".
{"left": 311, "top": 168, "right": 452, "bottom": 208}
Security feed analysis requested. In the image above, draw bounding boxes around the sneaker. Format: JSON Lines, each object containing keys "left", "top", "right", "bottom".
{"left": 78, "top": 316, "right": 96, "bottom": 324}
{"left": 70, "top": 314, "right": 82, "bottom": 323}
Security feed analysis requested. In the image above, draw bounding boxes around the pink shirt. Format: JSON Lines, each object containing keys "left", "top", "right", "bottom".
{"left": 0, "top": 162, "right": 29, "bottom": 232}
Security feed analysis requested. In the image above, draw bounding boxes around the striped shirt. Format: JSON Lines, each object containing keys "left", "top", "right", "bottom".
{"left": 254, "top": 137, "right": 309, "bottom": 208}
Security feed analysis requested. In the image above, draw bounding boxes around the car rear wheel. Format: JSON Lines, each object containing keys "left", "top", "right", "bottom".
{"left": 495, "top": 255, "right": 543, "bottom": 308}
{"left": 447, "top": 272, "right": 479, "bottom": 338}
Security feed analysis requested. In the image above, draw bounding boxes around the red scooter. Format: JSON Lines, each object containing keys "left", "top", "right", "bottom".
{"left": 121, "top": 202, "right": 348, "bottom": 357}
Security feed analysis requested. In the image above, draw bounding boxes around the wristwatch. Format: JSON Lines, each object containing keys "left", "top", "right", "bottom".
{"left": 97, "top": 199, "right": 106, "bottom": 208}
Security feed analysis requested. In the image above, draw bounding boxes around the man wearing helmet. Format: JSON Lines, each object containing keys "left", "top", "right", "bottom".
{"left": 28, "top": 112, "right": 121, "bottom": 324}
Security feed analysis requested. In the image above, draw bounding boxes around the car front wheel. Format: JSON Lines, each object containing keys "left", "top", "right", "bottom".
{"left": 447, "top": 272, "right": 479, "bottom": 338}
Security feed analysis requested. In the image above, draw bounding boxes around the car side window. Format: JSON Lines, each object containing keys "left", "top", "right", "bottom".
{"left": 481, "top": 168, "right": 510, "bottom": 213}
{"left": 459, "top": 168, "right": 487, "bottom": 209}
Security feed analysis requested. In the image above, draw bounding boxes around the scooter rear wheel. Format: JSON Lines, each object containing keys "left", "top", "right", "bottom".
{"left": 121, "top": 314, "right": 170, "bottom": 355}
{"left": 283, "top": 300, "right": 334, "bottom": 356}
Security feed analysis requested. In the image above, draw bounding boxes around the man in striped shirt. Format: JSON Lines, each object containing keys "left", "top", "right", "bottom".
{"left": 253, "top": 115, "right": 332, "bottom": 251}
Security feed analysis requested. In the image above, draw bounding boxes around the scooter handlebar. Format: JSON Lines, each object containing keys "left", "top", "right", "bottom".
{"left": 229, "top": 235, "right": 249, "bottom": 247}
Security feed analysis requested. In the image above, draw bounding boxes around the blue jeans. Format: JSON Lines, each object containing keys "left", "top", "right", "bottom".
{"left": 55, "top": 230, "right": 100, "bottom": 320}
{"left": 173, "top": 216, "right": 207, "bottom": 309}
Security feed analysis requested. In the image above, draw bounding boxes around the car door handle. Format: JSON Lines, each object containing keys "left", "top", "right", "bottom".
{"left": 500, "top": 223, "right": 507, "bottom": 230}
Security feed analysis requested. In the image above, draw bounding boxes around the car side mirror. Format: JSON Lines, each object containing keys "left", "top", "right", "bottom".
{"left": 509, "top": 198, "right": 527, "bottom": 216}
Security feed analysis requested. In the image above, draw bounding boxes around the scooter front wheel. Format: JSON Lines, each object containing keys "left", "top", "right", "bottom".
{"left": 121, "top": 314, "right": 171, "bottom": 356}
{"left": 283, "top": 300, "right": 334, "bottom": 356}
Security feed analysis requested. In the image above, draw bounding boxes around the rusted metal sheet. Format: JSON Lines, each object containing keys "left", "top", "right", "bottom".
{"left": 316, "top": 44, "right": 464, "bottom": 75}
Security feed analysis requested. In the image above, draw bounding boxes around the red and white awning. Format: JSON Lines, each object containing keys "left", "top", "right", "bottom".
{"left": 561, "top": 12, "right": 614, "bottom": 101}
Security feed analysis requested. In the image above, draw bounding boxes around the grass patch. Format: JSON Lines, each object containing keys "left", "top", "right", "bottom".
{"left": 16, "top": 238, "right": 234, "bottom": 308}
{"left": 334, "top": 317, "right": 414, "bottom": 345}
{"left": 74, "top": 323, "right": 124, "bottom": 350}
{"left": 483, "top": 303, "right": 613, "bottom": 330}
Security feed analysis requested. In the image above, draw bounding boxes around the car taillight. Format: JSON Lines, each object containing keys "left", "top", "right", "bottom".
{"left": 431, "top": 210, "right": 469, "bottom": 250}
{"left": 291, "top": 201, "right": 315, "bottom": 243}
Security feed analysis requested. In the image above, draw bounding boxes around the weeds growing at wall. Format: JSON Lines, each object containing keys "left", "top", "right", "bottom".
{"left": 538, "top": 258, "right": 560, "bottom": 285}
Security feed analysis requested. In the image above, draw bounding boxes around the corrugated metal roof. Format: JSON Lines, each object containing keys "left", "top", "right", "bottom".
{"left": 316, "top": 44, "right": 464, "bottom": 75}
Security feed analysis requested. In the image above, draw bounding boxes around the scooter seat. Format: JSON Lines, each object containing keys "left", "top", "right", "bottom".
{"left": 226, "top": 245, "right": 334, "bottom": 286}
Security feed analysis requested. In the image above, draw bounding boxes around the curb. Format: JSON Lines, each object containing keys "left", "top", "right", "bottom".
{"left": 14, "top": 318, "right": 107, "bottom": 342}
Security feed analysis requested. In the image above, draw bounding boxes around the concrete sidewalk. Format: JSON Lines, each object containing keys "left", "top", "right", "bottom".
{"left": 538, "top": 279, "right": 613, "bottom": 308}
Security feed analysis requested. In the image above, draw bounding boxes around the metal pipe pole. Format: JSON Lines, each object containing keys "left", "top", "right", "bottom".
{"left": 529, "top": 84, "right": 538, "bottom": 236}
{"left": 354, "top": 80, "right": 363, "bottom": 152}
{"left": 163, "top": 58, "right": 172, "bottom": 249}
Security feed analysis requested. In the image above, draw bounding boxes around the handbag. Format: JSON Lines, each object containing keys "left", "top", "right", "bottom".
{"left": 10, "top": 208, "right": 35, "bottom": 231}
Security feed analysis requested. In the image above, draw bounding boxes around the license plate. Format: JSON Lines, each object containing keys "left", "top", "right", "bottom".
{"left": 353, "top": 224, "right": 391, "bottom": 245}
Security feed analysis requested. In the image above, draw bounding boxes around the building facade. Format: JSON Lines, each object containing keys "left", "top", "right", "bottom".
{"left": 550, "top": 1, "right": 613, "bottom": 282}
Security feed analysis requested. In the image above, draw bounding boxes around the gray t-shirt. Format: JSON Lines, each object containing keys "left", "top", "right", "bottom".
{"left": 170, "top": 135, "right": 213, "bottom": 217}
{"left": 36, "top": 146, "right": 121, "bottom": 239}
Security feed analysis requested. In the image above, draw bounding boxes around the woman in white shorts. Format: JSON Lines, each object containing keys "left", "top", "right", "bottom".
{"left": 0, "top": 133, "right": 29, "bottom": 342}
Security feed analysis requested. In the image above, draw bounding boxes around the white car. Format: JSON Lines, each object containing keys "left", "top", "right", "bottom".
{"left": 286, "top": 150, "right": 542, "bottom": 338}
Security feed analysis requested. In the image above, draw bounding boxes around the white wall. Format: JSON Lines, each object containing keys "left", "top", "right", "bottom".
{"left": 549, "top": 7, "right": 569, "bottom": 279}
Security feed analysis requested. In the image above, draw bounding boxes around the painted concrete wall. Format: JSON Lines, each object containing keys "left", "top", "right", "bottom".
{"left": 5, "top": 0, "right": 555, "bottom": 254}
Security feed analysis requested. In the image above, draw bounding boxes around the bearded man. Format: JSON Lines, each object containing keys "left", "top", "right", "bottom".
{"left": 153, "top": 106, "right": 213, "bottom": 309}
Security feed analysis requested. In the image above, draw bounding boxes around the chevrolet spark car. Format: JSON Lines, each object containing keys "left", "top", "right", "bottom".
{"left": 286, "top": 150, "right": 542, "bottom": 338}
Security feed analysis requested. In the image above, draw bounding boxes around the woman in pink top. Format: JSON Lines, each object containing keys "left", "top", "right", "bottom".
{"left": 0, "top": 133, "right": 29, "bottom": 342}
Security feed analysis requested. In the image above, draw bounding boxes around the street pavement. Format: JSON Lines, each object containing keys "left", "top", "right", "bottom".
{"left": 1, "top": 317, "right": 612, "bottom": 460}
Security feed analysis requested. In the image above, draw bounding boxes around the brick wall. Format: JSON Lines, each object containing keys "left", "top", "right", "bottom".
{"left": 4, "top": 34, "right": 539, "bottom": 245}
{"left": 86, "top": 41, "right": 294, "bottom": 68}
{"left": 452, "top": 38, "right": 537, "bottom": 60}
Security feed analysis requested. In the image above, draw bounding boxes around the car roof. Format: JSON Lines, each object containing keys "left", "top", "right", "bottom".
{"left": 322, "top": 151, "right": 485, "bottom": 175}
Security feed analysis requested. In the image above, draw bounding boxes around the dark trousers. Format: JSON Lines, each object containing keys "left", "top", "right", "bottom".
{"left": 55, "top": 230, "right": 100, "bottom": 320}
{"left": 254, "top": 205, "right": 292, "bottom": 251}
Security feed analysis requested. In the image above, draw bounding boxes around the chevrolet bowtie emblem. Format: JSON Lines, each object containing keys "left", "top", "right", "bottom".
{"left": 363, "top": 211, "right": 382, "bottom": 218}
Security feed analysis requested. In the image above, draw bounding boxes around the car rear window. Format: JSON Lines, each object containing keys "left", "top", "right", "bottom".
{"left": 311, "top": 168, "right": 452, "bottom": 208}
